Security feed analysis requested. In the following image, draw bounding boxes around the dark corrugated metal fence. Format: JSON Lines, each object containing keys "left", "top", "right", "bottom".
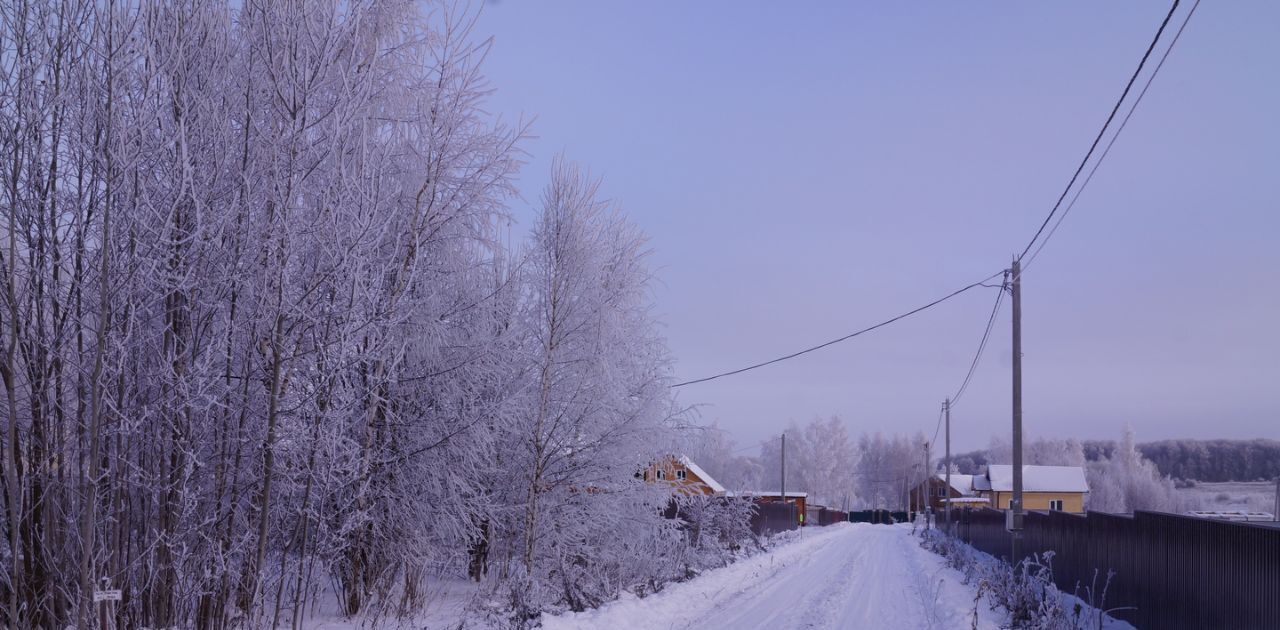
{"left": 848, "top": 509, "right": 911, "bottom": 524}
{"left": 750, "top": 501, "right": 797, "bottom": 536}
{"left": 816, "top": 508, "right": 848, "bottom": 526}
{"left": 943, "top": 508, "right": 1280, "bottom": 629}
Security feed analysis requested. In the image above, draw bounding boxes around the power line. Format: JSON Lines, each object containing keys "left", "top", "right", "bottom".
{"left": 949, "top": 270, "right": 1009, "bottom": 408}
{"left": 730, "top": 435, "right": 781, "bottom": 455}
{"left": 670, "top": 2, "right": 1194, "bottom": 393}
{"left": 930, "top": 401, "right": 945, "bottom": 446}
{"left": 944, "top": 1, "right": 1194, "bottom": 439}
{"left": 671, "top": 269, "right": 1006, "bottom": 388}
{"left": 1022, "top": 0, "right": 1200, "bottom": 273}
{"left": 1018, "top": 0, "right": 1183, "bottom": 263}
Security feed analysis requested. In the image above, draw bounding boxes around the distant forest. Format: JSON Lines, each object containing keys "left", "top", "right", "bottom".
{"left": 952, "top": 439, "right": 1280, "bottom": 482}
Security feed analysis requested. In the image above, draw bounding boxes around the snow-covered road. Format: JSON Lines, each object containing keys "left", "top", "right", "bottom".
{"left": 542, "top": 523, "right": 1004, "bottom": 630}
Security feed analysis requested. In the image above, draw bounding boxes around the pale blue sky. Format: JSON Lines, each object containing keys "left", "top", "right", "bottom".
{"left": 476, "top": 2, "right": 1278, "bottom": 452}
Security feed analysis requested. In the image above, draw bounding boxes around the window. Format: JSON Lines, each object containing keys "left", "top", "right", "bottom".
{"left": 1049, "top": 499, "right": 1064, "bottom": 511}
{"left": 936, "top": 486, "right": 947, "bottom": 498}
{"left": 676, "top": 470, "right": 687, "bottom": 480}
{"left": 656, "top": 470, "right": 665, "bottom": 480}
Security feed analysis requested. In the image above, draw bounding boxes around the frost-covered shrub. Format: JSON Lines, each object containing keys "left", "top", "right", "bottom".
{"left": 984, "top": 553, "right": 1071, "bottom": 629}
{"left": 919, "top": 529, "right": 981, "bottom": 585}
{"left": 670, "top": 494, "right": 759, "bottom": 570}
{"left": 919, "top": 532, "right": 1124, "bottom": 630}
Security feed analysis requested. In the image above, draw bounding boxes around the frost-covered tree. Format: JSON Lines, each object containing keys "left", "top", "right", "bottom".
{"left": 502, "top": 159, "right": 678, "bottom": 616}
{"left": 0, "top": 3, "right": 748, "bottom": 627}
{"left": 985, "top": 435, "right": 1086, "bottom": 467}
{"left": 802, "top": 416, "right": 857, "bottom": 509}
{"left": 687, "top": 420, "right": 762, "bottom": 491}
{"left": 1085, "top": 427, "right": 1193, "bottom": 514}
{"left": 852, "top": 431, "right": 927, "bottom": 510}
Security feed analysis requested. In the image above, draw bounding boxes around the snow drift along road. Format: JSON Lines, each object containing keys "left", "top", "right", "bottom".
{"left": 543, "top": 523, "right": 1003, "bottom": 630}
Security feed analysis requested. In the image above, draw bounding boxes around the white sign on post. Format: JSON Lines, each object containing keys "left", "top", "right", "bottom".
{"left": 93, "top": 589, "right": 122, "bottom": 602}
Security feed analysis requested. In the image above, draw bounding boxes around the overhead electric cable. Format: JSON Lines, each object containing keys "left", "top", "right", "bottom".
{"left": 930, "top": 401, "right": 946, "bottom": 446}
{"left": 671, "top": 1, "right": 1195, "bottom": 393}
{"left": 948, "top": 271, "right": 1009, "bottom": 408}
{"left": 1018, "top": 0, "right": 1182, "bottom": 263}
{"left": 671, "top": 270, "right": 1006, "bottom": 388}
{"left": 1022, "top": 0, "right": 1200, "bottom": 273}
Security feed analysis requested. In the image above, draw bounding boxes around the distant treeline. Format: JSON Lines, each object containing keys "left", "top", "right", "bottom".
{"left": 952, "top": 439, "right": 1280, "bottom": 482}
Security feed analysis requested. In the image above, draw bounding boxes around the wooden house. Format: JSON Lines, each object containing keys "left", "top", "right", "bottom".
{"left": 640, "top": 455, "right": 726, "bottom": 496}
{"left": 911, "top": 474, "right": 990, "bottom": 512}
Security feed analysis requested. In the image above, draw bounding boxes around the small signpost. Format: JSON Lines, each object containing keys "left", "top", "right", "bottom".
{"left": 94, "top": 580, "right": 121, "bottom": 630}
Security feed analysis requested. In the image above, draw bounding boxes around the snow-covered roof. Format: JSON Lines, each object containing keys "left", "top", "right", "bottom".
{"left": 973, "top": 475, "right": 992, "bottom": 491}
{"left": 949, "top": 497, "right": 991, "bottom": 504}
{"left": 984, "top": 465, "right": 1089, "bottom": 493}
{"left": 679, "top": 456, "right": 726, "bottom": 494}
{"left": 1187, "top": 510, "right": 1275, "bottom": 522}
{"left": 732, "top": 491, "right": 809, "bottom": 498}
{"left": 934, "top": 473, "right": 978, "bottom": 496}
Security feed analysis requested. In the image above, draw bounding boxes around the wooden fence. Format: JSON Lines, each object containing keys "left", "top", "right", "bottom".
{"left": 943, "top": 508, "right": 1280, "bottom": 629}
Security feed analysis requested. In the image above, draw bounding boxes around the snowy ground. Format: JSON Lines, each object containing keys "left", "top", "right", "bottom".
{"left": 297, "top": 577, "right": 479, "bottom": 630}
{"left": 542, "top": 523, "right": 1003, "bottom": 630}
{"left": 1176, "top": 480, "right": 1277, "bottom": 513}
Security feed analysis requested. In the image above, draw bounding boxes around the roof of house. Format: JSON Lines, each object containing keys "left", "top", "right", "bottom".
{"left": 934, "top": 473, "right": 978, "bottom": 496}
{"left": 679, "top": 456, "right": 726, "bottom": 494}
{"left": 731, "top": 491, "right": 809, "bottom": 498}
{"left": 984, "top": 465, "right": 1089, "bottom": 493}
{"left": 1187, "top": 510, "right": 1276, "bottom": 522}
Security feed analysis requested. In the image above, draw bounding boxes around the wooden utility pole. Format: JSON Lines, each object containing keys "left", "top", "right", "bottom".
{"left": 1010, "top": 257, "right": 1024, "bottom": 563}
{"left": 944, "top": 399, "right": 952, "bottom": 534}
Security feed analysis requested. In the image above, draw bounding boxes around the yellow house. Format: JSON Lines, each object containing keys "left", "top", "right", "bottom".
{"left": 641, "top": 455, "right": 726, "bottom": 496}
{"left": 976, "top": 465, "right": 1089, "bottom": 513}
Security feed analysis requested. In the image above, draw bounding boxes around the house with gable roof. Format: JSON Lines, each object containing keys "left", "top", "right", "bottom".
{"left": 640, "top": 455, "right": 727, "bottom": 496}
{"left": 978, "top": 464, "right": 1089, "bottom": 513}
{"left": 912, "top": 465, "right": 1089, "bottom": 513}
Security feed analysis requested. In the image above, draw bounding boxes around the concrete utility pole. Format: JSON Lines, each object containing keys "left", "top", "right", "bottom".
{"left": 944, "top": 399, "right": 952, "bottom": 534}
{"left": 1274, "top": 476, "right": 1279, "bottom": 522}
{"left": 1010, "top": 257, "right": 1024, "bottom": 563}
{"left": 780, "top": 432, "right": 786, "bottom": 513}
{"left": 924, "top": 441, "right": 931, "bottom": 530}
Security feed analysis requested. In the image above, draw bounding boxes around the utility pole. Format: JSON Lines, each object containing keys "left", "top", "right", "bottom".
{"left": 923, "top": 441, "right": 931, "bottom": 530}
{"left": 1010, "top": 257, "right": 1024, "bottom": 563}
{"left": 944, "top": 398, "right": 952, "bottom": 535}
{"left": 781, "top": 432, "right": 787, "bottom": 521}
{"left": 1273, "top": 476, "right": 1278, "bottom": 522}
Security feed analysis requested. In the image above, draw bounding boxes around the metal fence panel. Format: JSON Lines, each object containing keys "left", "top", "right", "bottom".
{"left": 941, "top": 508, "right": 1280, "bottom": 629}
{"left": 750, "top": 501, "right": 797, "bottom": 536}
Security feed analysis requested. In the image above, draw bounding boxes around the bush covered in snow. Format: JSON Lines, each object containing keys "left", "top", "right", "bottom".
{"left": 918, "top": 531, "right": 1128, "bottom": 630}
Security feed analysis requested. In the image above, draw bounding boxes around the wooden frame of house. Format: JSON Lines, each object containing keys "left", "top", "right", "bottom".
{"left": 910, "top": 474, "right": 989, "bottom": 512}
{"left": 640, "top": 455, "right": 727, "bottom": 496}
